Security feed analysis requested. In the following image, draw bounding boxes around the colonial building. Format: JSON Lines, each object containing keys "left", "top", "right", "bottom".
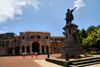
{"left": 50, "top": 36, "right": 65, "bottom": 53}
{"left": 0, "top": 31, "right": 65, "bottom": 55}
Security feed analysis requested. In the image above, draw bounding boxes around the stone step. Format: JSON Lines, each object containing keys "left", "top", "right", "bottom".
{"left": 71, "top": 57, "right": 100, "bottom": 62}
{"left": 72, "top": 59, "right": 100, "bottom": 65}
{"left": 69, "top": 61, "right": 100, "bottom": 67}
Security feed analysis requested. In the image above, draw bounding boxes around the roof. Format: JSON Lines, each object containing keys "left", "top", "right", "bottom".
{"left": 50, "top": 36, "right": 65, "bottom": 38}
{"left": 14, "top": 36, "right": 19, "bottom": 37}
{"left": 26, "top": 31, "right": 49, "bottom": 34}
{"left": 50, "top": 40, "right": 55, "bottom": 42}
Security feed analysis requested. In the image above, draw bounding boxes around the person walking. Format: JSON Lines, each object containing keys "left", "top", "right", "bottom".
{"left": 36, "top": 52, "right": 38, "bottom": 58}
{"left": 31, "top": 52, "right": 33, "bottom": 58}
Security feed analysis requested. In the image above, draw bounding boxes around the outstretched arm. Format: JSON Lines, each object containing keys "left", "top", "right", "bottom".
{"left": 71, "top": 7, "right": 77, "bottom": 12}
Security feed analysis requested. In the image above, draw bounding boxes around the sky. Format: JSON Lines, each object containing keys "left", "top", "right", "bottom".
{"left": 0, "top": 0, "right": 100, "bottom": 36}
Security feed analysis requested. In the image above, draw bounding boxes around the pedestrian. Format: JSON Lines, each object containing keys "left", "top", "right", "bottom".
{"left": 31, "top": 52, "right": 33, "bottom": 58}
{"left": 36, "top": 52, "right": 38, "bottom": 58}
{"left": 34, "top": 52, "right": 36, "bottom": 56}
{"left": 23, "top": 52, "right": 25, "bottom": 59}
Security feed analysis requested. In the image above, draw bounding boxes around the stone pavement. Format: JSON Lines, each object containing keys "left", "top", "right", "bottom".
{"left": 0, "top": 54, "right": 62, "bottom": 67}
{"left": 0, "top": 54, "right": 100, "bottom": 67}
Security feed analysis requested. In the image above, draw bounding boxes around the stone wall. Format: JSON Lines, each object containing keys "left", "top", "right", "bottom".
{"left": 0, "top": 46, "right": 1, "bottom": 55}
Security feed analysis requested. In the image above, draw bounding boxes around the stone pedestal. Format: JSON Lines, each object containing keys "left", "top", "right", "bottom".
{"left": 61, "top": 24, "right": 85, "bottom": 58}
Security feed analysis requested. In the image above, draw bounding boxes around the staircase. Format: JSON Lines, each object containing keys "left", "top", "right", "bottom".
{"left": 69, "top": 57, "right": 100, "bottom": 67}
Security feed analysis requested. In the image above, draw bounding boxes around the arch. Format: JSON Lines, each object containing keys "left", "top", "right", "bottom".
{"left": 42, "top": 46, "right": 44, "bottom": 54}
{"left": 27, "top": 46, "right": 30, "bottom": 54}
{"left": 22, "top": 46, "right": 25, "bottom": 53}
{"left": 8, "top": 48, "right": 13, "bottom": 54}
{"left": 46, "top": 46, "right": 49, "bottom": 53}
{"left": 15, "top": 46, "right": 20, "bottom": 54}
{"left": 32, "top": 42, "right": 40, "bottom": 54}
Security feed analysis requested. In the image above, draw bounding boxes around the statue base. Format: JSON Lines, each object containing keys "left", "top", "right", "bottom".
{"left": 61, "top": 24, "right": 85, "bottom": 58}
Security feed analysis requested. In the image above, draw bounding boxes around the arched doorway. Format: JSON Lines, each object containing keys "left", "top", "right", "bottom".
{"left": 22, "top": 46, "right": 25, "bottom": 53}
{"left": 42, "top": 46, "right": 44, "bottom": 54}
{"left": 8, "top": 48, "right": 13, "bottom": 54}
{"left": 15, "top": 46, "right": 20, "bottom": 54}
{"left": 32, "top": 42, "right": 40, "bottom": 54}
{"left": 46, "top": 46, "right": 49, "bottom": 53}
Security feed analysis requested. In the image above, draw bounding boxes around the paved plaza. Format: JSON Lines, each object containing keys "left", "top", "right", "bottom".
{"left": 0, "top": 54, "right": 100, "bottom": 67}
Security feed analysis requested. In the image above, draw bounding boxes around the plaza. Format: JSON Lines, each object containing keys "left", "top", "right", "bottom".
{"left": 0, "top": 54, "right": 100, "bottom": 67}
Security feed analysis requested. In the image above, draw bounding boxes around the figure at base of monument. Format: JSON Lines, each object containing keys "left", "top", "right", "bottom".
{"left": 65, "top": 7, "right": 77, "bottom": 24}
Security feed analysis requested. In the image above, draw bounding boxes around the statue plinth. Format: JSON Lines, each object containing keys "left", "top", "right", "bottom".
{"left": 61, "top": 24, "right": 85, "bottom": 58}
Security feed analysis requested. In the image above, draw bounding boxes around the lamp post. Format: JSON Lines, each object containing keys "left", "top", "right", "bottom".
{"left": 66, "top": 51, "right": 69, "bottom": 61}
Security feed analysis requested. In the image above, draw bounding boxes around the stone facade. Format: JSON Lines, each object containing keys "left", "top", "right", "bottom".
{"left": 0, "top": 31, "right": 65, "bottom": 55}
{"left": 50, "top": 36, "right": 65, "bottom": 53}
{"left": 1, "top": 31, "right": 52, "bottom": 55}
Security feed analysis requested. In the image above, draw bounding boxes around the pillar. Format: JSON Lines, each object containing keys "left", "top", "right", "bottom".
{"left": 25, "top": 46, "right": 27, "bottom": 53}
{"left": 39, "top": 45, "right": 42, "bottom": 54}
{"left": 30, "top": 46, "right": 32, "bottom": 54}
{"left": 44, "top": 46, "right": 46, "bottom": 54}
{"left": 20, "top": 47, "right": 22, "bottom": 54}
{"left": 13, "top": 47, "right": 15, "bottom": 55}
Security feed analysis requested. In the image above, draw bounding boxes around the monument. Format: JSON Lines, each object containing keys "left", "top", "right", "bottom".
{"left": 61, "top": 7, "right": 85, "bottom": 58}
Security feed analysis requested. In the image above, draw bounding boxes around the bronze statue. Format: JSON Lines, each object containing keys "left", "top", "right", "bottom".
{"left": 65, "top": 7, "right": 77, "bottom": 24}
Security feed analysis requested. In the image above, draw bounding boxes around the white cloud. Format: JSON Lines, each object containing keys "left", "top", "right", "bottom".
{"left": 49, "top": 3, "right": 52, "bottom": 7}
{"left": 57, "top": 16, "right": 61, "bottom": 18}
{"left": 0, "top": 31, "right": 7, "bottom": 34}
{"left": 3, "top": 26, "right": 6, "bottom": 29}
{"left": 74, "top": 0, "right": 86, "bottom": 10}
{"left": 57, "top": 9, "right": 60, "bottom": 12}
{"left": 15, "top": 17, "right": 22, "bottom": 20}
{"left": 0, "top": 0, "right": 41, "bottom": 23}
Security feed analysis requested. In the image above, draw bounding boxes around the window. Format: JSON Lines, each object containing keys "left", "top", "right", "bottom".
{"left": 22, "top": 36, "right": 25, "bottom": 39}
{"left": 46, "top": 36, "right": 48, "bottom": 39}
{"left": 31, "top": 36, "right": 33, "bottom": 38}
{"left": 37, "top": 36, "right": 40, "bottom": 38}
{"left": 15, "top": 39, "right": 17, "bottom": 42}
{"left": 2, "top": 44, "right": 4, "bottom": 47}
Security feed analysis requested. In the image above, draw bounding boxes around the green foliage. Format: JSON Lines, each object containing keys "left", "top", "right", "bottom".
{"left": 80, "top": 28, "right": 87, "bottom": 38}
{"left": 87, "top": 25, "right": 96, "bottom": 34}
{"left": 78, "top": 28, "right": 87, "bottom": 43}
{"left": 83, "top": 28, "right": 100, "bottom": 49}
{"left": 96, "top": 25, "right": 100, "bottom": 30}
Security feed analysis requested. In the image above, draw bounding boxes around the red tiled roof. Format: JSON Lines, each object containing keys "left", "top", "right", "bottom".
{"left": 50, "top": 36, "right": 65, "bottom": 38}
{"left": 50, "top": 40, "right": 55, "bottom": 42}
{"left": 26, "top": 31, "right": 49, "bottom": 33}
{"left": 14, "top": 36, "right": 19, "bottom": 37}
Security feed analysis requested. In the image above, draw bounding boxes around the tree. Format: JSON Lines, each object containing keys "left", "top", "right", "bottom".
{"left": 87, "top": 25, "right": 96, "bottom": 34}
{"left": 78, "top": 28, "right": 87, "bottom": 43}
{"left": 96, "top": 25, "right": 100, "bottom": 30}
{"left": 83, "top": 28, "right": 100, "bottom": 49}
{"left": 80, "top": 28, "right": 87, "bottom": 38}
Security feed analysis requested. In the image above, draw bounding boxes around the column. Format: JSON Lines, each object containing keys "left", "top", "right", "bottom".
{"left": 30, "top": 46, "right": 32, "bottom": 54}
{"left": 13, "top": 47, "right": 15, "bottom": 55}
{"left": 25, "top": 46, "right": 27, "bottom": 53}
{"left": 44, "top": 46, "right": 46, "bottom": 54}
{"left": 20, "top": 47, "right": 22, "bottom": 54}
{"left": 39, "top": 45, "right": 42, "bottom": 54}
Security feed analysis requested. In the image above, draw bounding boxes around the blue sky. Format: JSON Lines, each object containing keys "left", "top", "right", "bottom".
{"left": 0, "top": 0, "right": 100, "bottom": 36}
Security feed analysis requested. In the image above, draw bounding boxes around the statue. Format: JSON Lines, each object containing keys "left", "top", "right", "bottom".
{"left": 65, "top": 7, "right": 77, "bottom": 24}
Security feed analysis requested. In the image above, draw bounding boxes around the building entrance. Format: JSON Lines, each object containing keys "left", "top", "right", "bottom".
{"left": 32, "top": 42, "right": 40, "bottom": 54}
{"left": 15, "top": 47, "right": 20, "bottom": 54}
{"left": 8, "top": 48, "right": 13, "bottom": 54}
